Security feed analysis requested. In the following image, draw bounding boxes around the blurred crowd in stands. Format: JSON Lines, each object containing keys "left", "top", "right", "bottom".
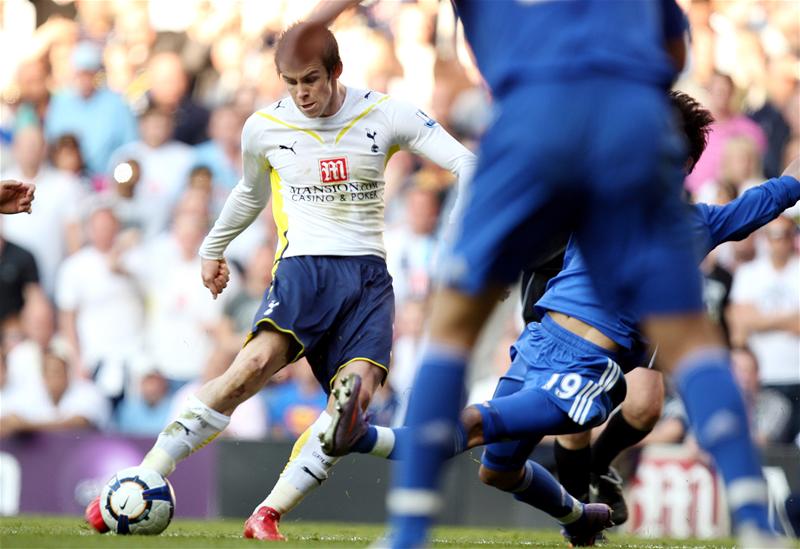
{"left": 0, "top": 0, "right": 798, "bottom": 461}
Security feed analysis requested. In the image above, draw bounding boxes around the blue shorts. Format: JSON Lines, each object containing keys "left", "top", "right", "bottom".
{"left": 440, "top": 77, "right": 703, "bottom": 319}
{"left": 249, "top": 255, "right": 394, "bottom": 393}
{"left": 480, "top": 315, "right": 627, "bottom": 472}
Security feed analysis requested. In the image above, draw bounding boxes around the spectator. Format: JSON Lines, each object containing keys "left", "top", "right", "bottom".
{"left": 145, "top": 51, "right": 210, "bottom": 145}
{"left": 366, "top": 382, "right": 399, "bottom": 428}
{"left": 645, "top": 347, "right": 795, "bottom": 448}
{"left": 387, "top": 297, "right": 427, "bottom": 423}
{"left": 729, "top": 216, "right": 800, "bottom": 444}
{"left": 55, "top": 201, "right": 145, "bottom": 404}
{"left": 193, "top": 32, "right": 246, "bottom": 108}
{"left": 699, "top": 181, "right": 736, "bottom": 342}
{"left": 108, "top": 106, "right": 195, "bottom": 238}
{"left": 700, "top": 253, "right": 734, "bottom": 344}
{"left": 1, "top": 125, "right": 83, "bottom": 294}
{"left": 44, "top": 41, "right": 138, "bottom": 177}
{"left": 115, "top": 367, "right": 173, "bottom": 436}
{"left": 731, "top": 347, "right": 793, "bottom": 445}
{"left": 748, "top": 57, "right": 797, "bottom": 177}
{"left": 216, "top": 243, "right": 274, "bottom": 356}
{"left": 263, "top": 360, "right": 327, "bottom": 440}
{"left": 467, "top": 318, "right": 520, "bottom": 405}
{"left": 124, "top": 208, "right": 225, "bottom": 387}
{"left": 170, "top": 348, "right": 267, "bottom": 440}
{"left": 50, "top": 133, "right": 95, "bottom": 190}
{"left": 385, "top": 185, "right": 441, "bottom": 305}
{"left": 179, "top": 176, "right": 214, "bottom": 219}
{"left": 0, "top": 218, "right": 40, "bottom": 335}
{"left": 718, "top": 136, "right": 765, "bottom": 193}
{"left": 640, "top": 391, "right": 691, "bottom": 447}
{"left": 686, "top": 72, "right": 767, "bottom": 194}
{"left": 12, "top": 56, "right": 50, "bottom": 129}
{"left": 4, "top": 294, "right": 56, "bottom": 384}
{"left": 193, "top": 104, "right": 244, "bottom": 202}
{"left": 0, "top": 343, "right": 111, "bottom": 437}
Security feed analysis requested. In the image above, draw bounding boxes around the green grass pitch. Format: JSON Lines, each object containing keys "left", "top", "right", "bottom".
{"left": 0, "top": 515, "right": 748, "bottom": 548}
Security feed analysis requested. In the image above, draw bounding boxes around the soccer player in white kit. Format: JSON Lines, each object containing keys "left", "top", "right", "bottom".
{"left": 84, "top": 22, "right": 475, "bottom": 540}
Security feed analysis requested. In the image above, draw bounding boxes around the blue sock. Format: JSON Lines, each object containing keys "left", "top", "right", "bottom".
{"left": 352, "top": 426, "right": 378, "bottom": 453}
{"left": 387, "top": 344, "right": 468, "bottom": 548}
{"left": 674, "top": 348, "right": 770, "bottom": 532}
{"left": 512, "top": 460, "right": 582, "bottom": 523}
{"left": 352, "top": 426, "right": 412, "bottom": 460}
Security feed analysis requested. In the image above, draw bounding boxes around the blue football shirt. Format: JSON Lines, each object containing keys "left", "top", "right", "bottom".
{"left": 452, "top": 0, "right": 687, "bottom": 96}
{"left": 535, "top": 176, "right": 800, "bottom": 356}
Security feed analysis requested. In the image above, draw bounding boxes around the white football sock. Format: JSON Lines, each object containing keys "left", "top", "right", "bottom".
{"left": 142, "top": 395, "right": 230, "bottom": 476}
{"left": 257, "top": 411, "right": 340, "bottom": 515}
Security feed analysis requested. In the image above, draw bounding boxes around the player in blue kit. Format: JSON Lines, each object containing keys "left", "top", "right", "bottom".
{"left": 327, "top": 90, "right": 800, "bottom": 545}
{"left": 310, "top": 1, "right": 779, "bottom": 546}
{"left": 518, "top": 99, "right": 800, "bottom": 530}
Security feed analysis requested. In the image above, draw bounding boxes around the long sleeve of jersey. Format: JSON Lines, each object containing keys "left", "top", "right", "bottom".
{"left": 199, "top": 115, "right": 271, "bottom": 260}
{"left": 696, "top": 175, "right": 800, "bottom": 253}
{"left": 387, "top": 100, "right": 476, "bottom": 193}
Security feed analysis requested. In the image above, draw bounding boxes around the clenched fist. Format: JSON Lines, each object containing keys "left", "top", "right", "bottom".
{"left": 201, "top": 257, "right": 230, "bottom": 299}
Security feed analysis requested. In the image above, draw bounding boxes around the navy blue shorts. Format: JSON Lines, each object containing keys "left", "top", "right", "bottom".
{"left": 248, "top": 255, "right": 394, "bottom": 393}
{"left": 480, "top": 316, "right": 627, "bottom": 472}
{"left": 439, "top": 77, "right": 704, "bottom": 319}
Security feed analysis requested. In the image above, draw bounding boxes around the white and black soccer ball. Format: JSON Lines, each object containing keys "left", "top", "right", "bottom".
{"left": 100, "top": 466, "right": 176, "bottom": 535}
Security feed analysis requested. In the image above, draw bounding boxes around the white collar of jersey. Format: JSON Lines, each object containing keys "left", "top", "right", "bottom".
{"left": 288, "top": 85, "right": 373, "bottom": 127}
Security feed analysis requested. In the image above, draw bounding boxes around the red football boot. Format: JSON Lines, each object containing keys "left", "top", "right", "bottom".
{"left": 85, "top": 495, "right": 110, "bottom": 533}
{"left": 243, "top": 506, "right": 286, "bottom": 541}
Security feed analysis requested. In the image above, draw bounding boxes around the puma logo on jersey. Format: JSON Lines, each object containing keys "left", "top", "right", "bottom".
{"left": 279, "top": 142, "right": 297, "bottom": 155}
{"left": 263, "top": 300, "right": 280, "bottom": 316}
{"left": 319, "top": 157, "right": 349, "bottom": 183}
{"left": 366, "top": 129, "right": 379, "bottom": 153}
{"left": 274, "top": 100, "right": 285, "bottom": 109}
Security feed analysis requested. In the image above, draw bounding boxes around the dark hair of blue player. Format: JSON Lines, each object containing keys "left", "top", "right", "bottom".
{"left": 274, "top": 22, "right": 342, "bottom": 79}
{"left": 669, "top": 90, "right": 714, "bottom": 174}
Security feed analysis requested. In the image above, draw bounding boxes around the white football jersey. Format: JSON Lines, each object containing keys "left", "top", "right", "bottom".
{"left": 199, "top": 87, "right": 475, "bottom": 262}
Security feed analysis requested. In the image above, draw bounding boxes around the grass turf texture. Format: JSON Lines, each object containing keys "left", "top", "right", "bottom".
{"left": 0, "top": 516, "right": 745, "bottom": 549}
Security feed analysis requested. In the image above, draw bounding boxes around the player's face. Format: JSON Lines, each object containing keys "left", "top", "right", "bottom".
{"left": 280, "top": 61, "right": 338, "bottom": 118}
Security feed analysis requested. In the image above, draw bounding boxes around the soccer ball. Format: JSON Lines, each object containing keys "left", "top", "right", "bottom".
{"left": 99, "top": 466, "right": 176, "bottom": 535}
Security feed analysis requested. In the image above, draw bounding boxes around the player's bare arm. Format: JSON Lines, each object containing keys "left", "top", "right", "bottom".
{"left": 307, "top": 0, "right": 362, "bottom": 27}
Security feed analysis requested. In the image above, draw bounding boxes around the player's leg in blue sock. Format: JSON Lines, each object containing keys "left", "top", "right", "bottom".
{"left": 352, "top": 425, "right": 405, "bottom": 459}
{"left": 354, "top": 374, "right": 525, "bottom": 460}
{"left": 513, "top": 460, "right": 583, "bottom": 522}
{"left": 479, "top": 446, "right": 584, "bottom": 526}
{"left": 354, "top": 375, "right": 529, "bottom": 461}
{"left": 387, "top": 343, "right": 469, "bottom": 548}
{"left": 674, "top": 347, "right": 771, "bottom": 532}
{"left": 352, "top": 421, "right": 469, "bottom": 460}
